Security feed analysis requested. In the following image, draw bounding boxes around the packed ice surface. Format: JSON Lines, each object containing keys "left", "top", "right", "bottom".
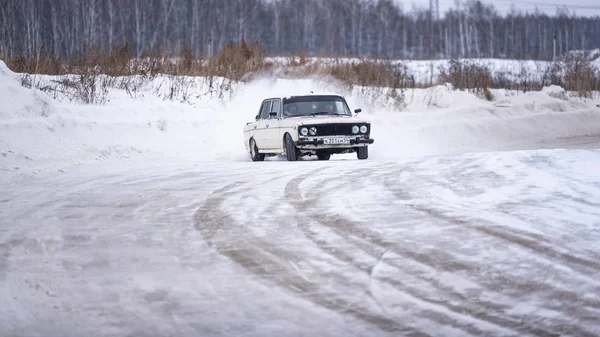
{"left": 1, "top": 60, "right": 600, "bottom": 336}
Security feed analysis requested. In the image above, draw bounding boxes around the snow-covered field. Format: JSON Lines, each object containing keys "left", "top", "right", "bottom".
{"left": 1, "top": 60, "right": 600, "bottom": 336}
{"left": 268, "top": 56, "right": 600, "bottom": 84}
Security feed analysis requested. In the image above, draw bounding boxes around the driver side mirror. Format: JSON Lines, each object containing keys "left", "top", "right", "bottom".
{"left": 354, "top": 108, "right": 362, "bottom": 115}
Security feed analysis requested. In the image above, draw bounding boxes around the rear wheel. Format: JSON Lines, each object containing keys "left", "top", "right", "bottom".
{"left": 249, "top": 138, "right": 265, "bottom": 162}
{"left": 357, "top": 146, "right": 368, "bottom": 160}
{"left": 284, "top": 133, "right": 298, "bottom": 161}
{"left": 317, "top": 152, "right": 331, "bottom": 161}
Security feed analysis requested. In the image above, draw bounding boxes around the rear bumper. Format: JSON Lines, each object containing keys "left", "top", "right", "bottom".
{"left": 296, "top": 137, "right": 374, "bottom": 146}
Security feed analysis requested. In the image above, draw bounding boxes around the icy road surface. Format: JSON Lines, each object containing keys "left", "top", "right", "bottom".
{"left": 2, "top": 149, "right": 600, "bottom": 337}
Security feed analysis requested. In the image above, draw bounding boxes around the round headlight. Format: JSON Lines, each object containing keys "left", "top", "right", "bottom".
{"left": 309, "top": 127, "right": 317, "bottom": 136}
{"left": 360, "top": 125, "right": 368, "bottom": 134}
{"left": 352, "top": 125, "right": 359, "bottom": 134}
{"left": 300, "top": 127, "right": 309, "bottom": 136}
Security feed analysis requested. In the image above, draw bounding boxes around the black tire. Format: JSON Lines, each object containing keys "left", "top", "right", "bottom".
{"left": 317, "top": 152, "right": 331, "bottom": 161}
{"left": 357, "top": 146, "right": 368, "bottom": 160}
{"left": 249, "top": 138, "right": 265, "bottom": 162}
{"left": 284, "top": 133, "right": 298, "bottom": 161}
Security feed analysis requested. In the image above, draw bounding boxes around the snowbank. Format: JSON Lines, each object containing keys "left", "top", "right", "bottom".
{"left": 1, "top": 60, "right": 600, "bottom": 178}
{"left": 0, "top": 61, "right": 56, "bottom": 120}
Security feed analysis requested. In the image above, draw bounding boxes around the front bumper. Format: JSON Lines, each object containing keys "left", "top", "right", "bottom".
{"left": 296, "top": 137, "right": 374, "bottom": 146}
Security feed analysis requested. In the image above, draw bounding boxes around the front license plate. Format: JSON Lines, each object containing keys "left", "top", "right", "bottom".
{"left": 324, "top": 138, "right": 350, "bottom": 145}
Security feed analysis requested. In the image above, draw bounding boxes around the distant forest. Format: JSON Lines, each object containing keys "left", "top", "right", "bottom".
{"left": 1, "top": 0, "right": 600, "bottom": 60}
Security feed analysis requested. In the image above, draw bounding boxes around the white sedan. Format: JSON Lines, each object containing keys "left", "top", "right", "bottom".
{"left": 243, "top": 94, "right": 374, "bottom": 161}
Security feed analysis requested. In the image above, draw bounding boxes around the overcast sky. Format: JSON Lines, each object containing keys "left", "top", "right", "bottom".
{"left": 393, "top": 0, "right": 600, "bottom": 16}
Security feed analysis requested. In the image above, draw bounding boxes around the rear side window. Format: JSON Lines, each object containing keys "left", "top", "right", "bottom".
{"left": 260, "top": 100, "right": 272, "bottom": 119}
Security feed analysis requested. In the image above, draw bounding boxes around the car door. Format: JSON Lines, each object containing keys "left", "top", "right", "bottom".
{"left": 245, "top": 103, "right": 263, "bottom": 149}
{"left": 264, "top": 98, "right": 281, "bottom": 150}
{"left": 253, "top": 100, "right": 272, "bottom": 150}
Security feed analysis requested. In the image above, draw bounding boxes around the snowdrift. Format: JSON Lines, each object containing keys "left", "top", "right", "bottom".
{"left": 1, "top": 60, "right": 600, "bottom": 176}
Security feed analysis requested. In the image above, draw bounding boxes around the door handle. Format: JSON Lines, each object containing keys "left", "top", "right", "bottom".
{"left": 266, "top": 124, "right": 269, "bottom": 128}
{"left": 254, "top": 125, "right": 257, "bottom": 129}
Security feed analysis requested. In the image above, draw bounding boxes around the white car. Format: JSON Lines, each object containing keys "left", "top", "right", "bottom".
{"left": 243, "top": 94, "right": 374, "bottom": 161}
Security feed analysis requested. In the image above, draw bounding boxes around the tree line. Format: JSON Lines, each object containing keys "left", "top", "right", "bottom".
{"left": 1, "top": 0, "right": 599, "bottom": 61}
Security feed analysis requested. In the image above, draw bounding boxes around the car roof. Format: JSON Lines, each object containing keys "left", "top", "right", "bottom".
{"left": 280, "top": 92, "right": 345, "bottom": 100}
{"left": 260, "top": 93, "right": 347, "bottom": 103}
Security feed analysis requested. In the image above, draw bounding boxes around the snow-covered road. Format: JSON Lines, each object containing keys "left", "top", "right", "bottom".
{"left": 2, "top": 149, "right": 600, "bottom": 337}
{"left": 2, "top": 60, "right": 600, "bottom": 336}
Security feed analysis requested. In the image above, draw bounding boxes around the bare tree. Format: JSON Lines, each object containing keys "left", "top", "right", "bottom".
{"left": 1, "top": 0, "right": 600, "bottom": 61}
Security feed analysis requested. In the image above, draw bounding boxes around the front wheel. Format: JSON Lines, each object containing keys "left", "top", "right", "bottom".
{"left": 284, "top": 133, "right": 298, "bottom": 161}
{"left": 249, "top": 138, "right": 265, "bottom": 162}
{"left": 357, "top": 146, "right": 368, "bottom": 160}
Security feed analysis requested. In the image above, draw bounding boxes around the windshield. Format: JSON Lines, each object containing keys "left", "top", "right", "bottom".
{"left": 282, "top": 95, "right": 352, "bottom": 118}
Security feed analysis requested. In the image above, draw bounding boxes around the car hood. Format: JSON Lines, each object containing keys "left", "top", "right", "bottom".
{"left": 287, "top": 116, "right": 370, "bottom": 125}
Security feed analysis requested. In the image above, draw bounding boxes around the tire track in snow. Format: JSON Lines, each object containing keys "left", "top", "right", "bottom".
{"left": 387, "top": 180, "right": 600, "bottom": 281}
{"left": 193, "top": 176, "right": 427, "bottom": 336}
{"left": 285, "top": 172, "right": 478, "bottom": 272}
{"left": 401, "top": 200, "right": 600, "bottom": 320}
{"left": 477, "top": 224, "right": 600, "bottom": 272}
{"left": 277, "top": 170, "right": 483, "bottom": 334}
{"left": 388, "top": 156, "right": 600, "bottom": 275}
{"left": 397, "top": 185, "right": 600, "bottom": 275}
{"left": 289, "top": 216, "right": 491, "bottom": 335}
{"left": 283, "top": 171, "right": 559, "bottom": 337}
{"left": 384, "top": 183, "right": 600, "bottom": 337}
{"left": 196, "top": 164, "right": 598, "bottom": 337}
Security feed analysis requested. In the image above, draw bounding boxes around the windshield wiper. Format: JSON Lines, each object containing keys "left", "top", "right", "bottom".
{"left": 309, "top": 111, "right": 338, "bottom": 116}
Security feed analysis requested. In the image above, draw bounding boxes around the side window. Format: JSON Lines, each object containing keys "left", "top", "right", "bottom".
{"left": 270, "top": 99, "right": 281, "bottom": 115}
{"left": 260, "top": 100, "right": 272, "bottom": 119}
